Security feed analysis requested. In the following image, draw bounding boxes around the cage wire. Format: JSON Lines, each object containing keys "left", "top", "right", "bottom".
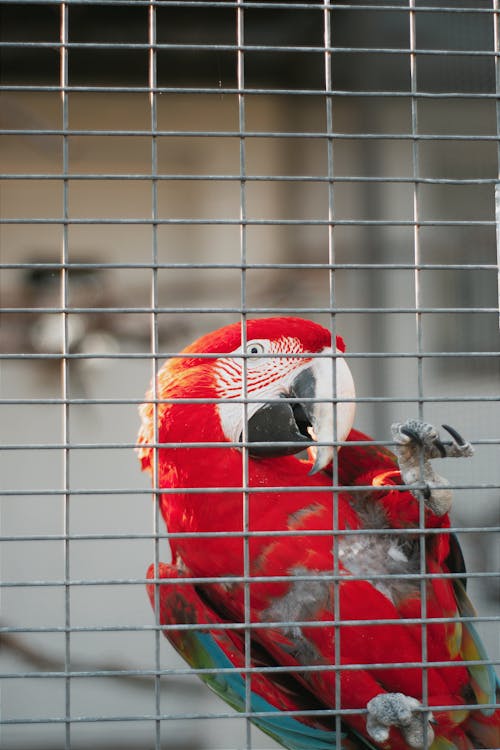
{"left": 1, "top": 1, "right": 500, "bottom": 750}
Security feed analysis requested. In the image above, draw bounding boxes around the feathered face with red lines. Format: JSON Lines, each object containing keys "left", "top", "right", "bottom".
{"left": 139, "top": 317, "right": 355, "bottom": 474}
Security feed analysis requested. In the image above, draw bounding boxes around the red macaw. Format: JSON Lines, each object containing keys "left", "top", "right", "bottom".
{"left": 138, "top": 316, "right": 499, "bottom": 750}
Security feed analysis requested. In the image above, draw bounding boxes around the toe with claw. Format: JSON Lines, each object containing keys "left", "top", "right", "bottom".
{"left": 366, "top": 693, "right": 435, "bottom": 749}
{"left": 391, "top": 419, "right": 474, "bottom": 517}
{"left": 440, "top": 424, "right": 474, "bottom": 458}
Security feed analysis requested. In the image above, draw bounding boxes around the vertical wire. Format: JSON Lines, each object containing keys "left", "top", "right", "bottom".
{"left": 494, "top": 0, "right": 500, "bottom": 330}
{"left": 408, "top": 10, "right": 424, "bottom": 419}
{"left": 409, "top": 2, "right": 430, "bottom": 745}
{"left": 236, "top": 4, "right": 251, "bottom": 748}
{"left": 148, "top": 5, "right": 161, "bottom": 749}
{"left": 323, "top": 3, "right": 342, "bottom": 745}
{"left": 59, "top": 4, "right": 71, "bottom": 749}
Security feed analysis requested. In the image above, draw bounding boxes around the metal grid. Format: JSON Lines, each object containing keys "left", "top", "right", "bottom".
{"left": 1, "top": 2, "right": 499, "bottom": 749}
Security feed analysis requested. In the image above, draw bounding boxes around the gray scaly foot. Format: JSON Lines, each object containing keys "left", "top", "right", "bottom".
{"left": 391, "top": 419, "right": 474, "bottom": 516}
{"left": 367, "top": 692, "right": 434, "bottom": 749}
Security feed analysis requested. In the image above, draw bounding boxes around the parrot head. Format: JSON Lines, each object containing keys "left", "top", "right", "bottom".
{"left": 138, "top": 316, "right": 356, "bottom": 475}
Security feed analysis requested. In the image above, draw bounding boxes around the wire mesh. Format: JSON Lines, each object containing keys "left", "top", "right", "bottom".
{"left": 1, "top": 2, "right": 499, "bottom": 750}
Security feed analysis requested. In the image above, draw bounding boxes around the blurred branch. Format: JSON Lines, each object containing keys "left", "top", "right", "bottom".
{"left": 0, "top": 628, "right": 205, "bottom": 695}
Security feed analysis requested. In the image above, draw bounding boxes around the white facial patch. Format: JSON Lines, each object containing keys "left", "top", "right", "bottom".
{"left": 214, "top": 336, "right": 311, "bottom": 444}
{"left": 213, "top": 338, "right": 356, "bottom": 451}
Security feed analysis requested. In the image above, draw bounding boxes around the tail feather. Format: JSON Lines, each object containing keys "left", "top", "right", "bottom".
{"left": 454, "top": 580, "right": 498, "bottom": 715}
{"left": 146, "top": 563, "right": 500, "bottom": 749}
{"left": 463, "top": 704, "right": 500, "bottom": 748}
{"left": 147, "top": 563, "right": 377, "bottom": 750}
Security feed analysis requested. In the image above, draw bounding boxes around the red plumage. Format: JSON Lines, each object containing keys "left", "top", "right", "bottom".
{"left": 138, "top": 317, "right": 499, "bottom": 749}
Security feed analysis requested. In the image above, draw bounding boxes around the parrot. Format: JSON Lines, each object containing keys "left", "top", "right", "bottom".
{"left": 137, "top": 316, "right": 499, "bottom": 750}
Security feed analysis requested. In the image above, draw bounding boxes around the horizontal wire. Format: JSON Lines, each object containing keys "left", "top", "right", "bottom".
{"left": 3, "top": 351, "right": 497, "bottom": 360}
{"left": 3, "top": 472, "right": 499, "bottom": 490}
{"left": 1, "top": 41, "right": 498, "bottom": 57}
{"left": 1, "top": 85, "right": 498, "bottom": 98}
{"left": 1, "top": 398, "right": 499, "bottom": 410}
{"left": 2, "top": 570, "right": 498, "bottom": 588}
{"left": 2, "top": 262, "right": 497, "bottom": 271}
{"left": 1, "top": 526, "right": 499, "bottom": 542}
{"left": 2, "top": 173, "right": 498, "bottom": 185}
{"left": 2, "top": 612, "right": 499, "bottom": 637}
{"left": 2, "top": 440, "right": 499, "bottom": 452}
{"left": 1, "top": 394, "right": 500, "bottom": 406}
{"left": 2, "top": 305, "right": 497, "bottom": 314}
{"left": 2, "top": 352, "right": 499, "bottom": 362}
{"left": 3, "top": 471, "right": 499, "bottom": 488}
{"left": 1, "top": 219, "right": 496, "bottom": 229}
{"left": 3, "top": 655, "right": 500, "bottom": 682}
{"left": 2, "top": 615, "right": 499, "bottom": 636}
{"left": 0, "top": 0, "right": 496, "bottom": 13}
{"left": 2, "top": 436, "right": 499, "bottom": 450}
{"left": 2, "top": 699, "right": 499, "bottom": 726}
{"left": 2, "top": 488, "right": 499, "bottom": 501}
{"left": 1, "top": 129, "right": 499, "bottom": 141}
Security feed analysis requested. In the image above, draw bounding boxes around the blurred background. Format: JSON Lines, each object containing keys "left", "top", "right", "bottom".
{"left": 1, "top": 2, "right": 499, "bottom": 748}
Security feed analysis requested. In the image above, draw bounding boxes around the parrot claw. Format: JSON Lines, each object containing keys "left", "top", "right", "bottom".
{"left": 441, "top": 423, "right": 474, "bottom": 457}
{"left": 391, "top": 419, "right": 473, "bottom": 516}
{"left": 399, "top": 424, "right": 448, "bottom": 458}
{"left": 366, "top": 693, "right": 434, "bottom": 749}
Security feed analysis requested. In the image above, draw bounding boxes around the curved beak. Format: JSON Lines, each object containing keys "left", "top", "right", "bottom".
{"left": 246, "top": 348, "right": 355, "bottom": 474}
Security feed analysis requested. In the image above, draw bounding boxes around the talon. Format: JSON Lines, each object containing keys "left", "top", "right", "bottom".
{"left": 433, "top": 438, "right": 447, "bottom": 458}
{"left": 391, "top": 419, "right": 472, "bottom": 515}
{"left": 400, "top": 426, "right": 423, "bottom": 445}
{"left": 440, "top": 424, "right": 474, "bottom": 458}
{"left": 442, "top": 423, "right": 466, "bottom": 446}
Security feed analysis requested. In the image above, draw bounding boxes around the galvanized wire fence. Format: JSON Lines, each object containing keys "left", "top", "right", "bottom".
{"left": 1, "top": 2, "right": 499, "bottom": 749}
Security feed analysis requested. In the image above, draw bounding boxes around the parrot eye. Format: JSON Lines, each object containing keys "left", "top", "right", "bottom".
{"left": 245, "top": 340, "right": 267, "bottom": 356}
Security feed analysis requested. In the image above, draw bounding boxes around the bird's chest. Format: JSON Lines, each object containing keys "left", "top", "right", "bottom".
{"left": 338, "top": 532, "right": 420, "bottom": 605}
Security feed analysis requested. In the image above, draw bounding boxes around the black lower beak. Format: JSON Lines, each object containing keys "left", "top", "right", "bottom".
{"left": 242, "top": 350, "right": 355, "bottom": 472}
{"left": 244, "top": 367, "right": 317, "bottom": 458}
{"left": 245, "top": 399, "right": 312, "bottom": 457}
